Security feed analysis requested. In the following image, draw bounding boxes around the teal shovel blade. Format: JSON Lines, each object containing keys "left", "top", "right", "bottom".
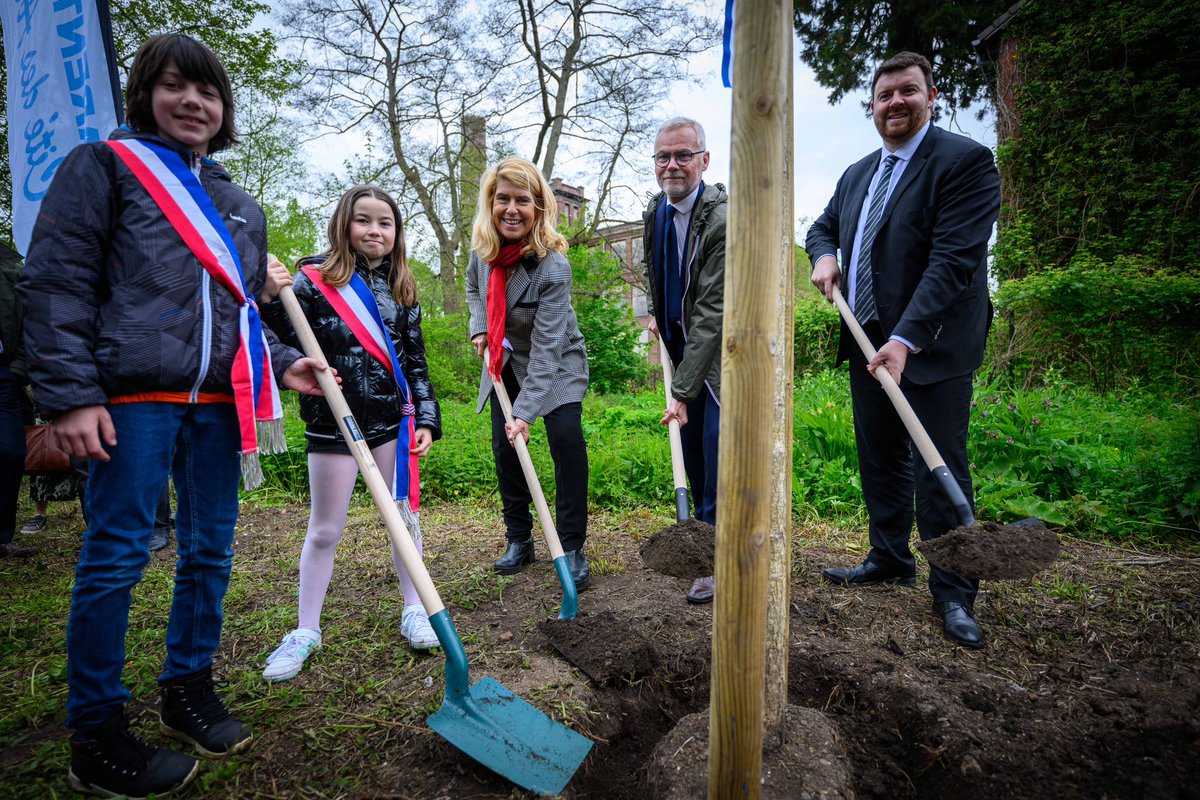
{"left": 425, "top": 611, "right": 592, "bottom": 796}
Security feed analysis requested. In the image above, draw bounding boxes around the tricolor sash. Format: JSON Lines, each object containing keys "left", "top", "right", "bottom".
{"left": 301, "top": 266, "right": 420, "bottom": 510}
{"left": 106, "top": 138, "right": 285, "bottom": 489}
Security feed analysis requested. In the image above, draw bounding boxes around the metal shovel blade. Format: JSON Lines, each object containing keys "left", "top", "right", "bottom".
{"left": 424, "top": 611, "right": 592, "bottom": 795}
{"left": 428, "top": 677, "right": 592, "bottom": 795}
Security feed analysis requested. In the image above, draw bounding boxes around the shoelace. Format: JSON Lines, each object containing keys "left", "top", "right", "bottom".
{"left": 84, "top": 716, "right": 154, "bottom": 771}
{"left": 174, "top": 677, "right": 231, "bottom": 726}
{"left": 270, "top": 633, "right": 315, "bottom": 663}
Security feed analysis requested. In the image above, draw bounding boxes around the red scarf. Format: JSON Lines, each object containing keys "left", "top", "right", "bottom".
{"left": 486, "top": 243, "right": 526, "bottom": 380}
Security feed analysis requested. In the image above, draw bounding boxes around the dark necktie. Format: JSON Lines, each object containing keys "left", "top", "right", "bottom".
{"left": 665, "top": 205, "right": 683, "bottom": 327}
{"left": 854, "top": 154, "right": 898, "bottom": 325}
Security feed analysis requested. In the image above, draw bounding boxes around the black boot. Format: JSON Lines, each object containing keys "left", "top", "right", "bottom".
{"left": 564, "top": 549, "right": 591, "bottom": 591}
{"left": 160, "top": 666, "right": 252, "bottom": 758}
{"left": 69, "top": 709, "right": 199, "bottom": 798}
{"left": 493, "top": 537, "right": 535, "bottom": 574}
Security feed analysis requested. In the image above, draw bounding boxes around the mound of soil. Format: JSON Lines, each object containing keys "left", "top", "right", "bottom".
{"left": 647, "top": 705, "right": 856, "bottom": 799}
{"left": 917, "top": 521, "right": 1060, "bottom": 580}
{"left": 639, "top": 518, "right": 715, "bottom": 578}
{"left": 539, "top": 610, "right": 658, "bottom": 685}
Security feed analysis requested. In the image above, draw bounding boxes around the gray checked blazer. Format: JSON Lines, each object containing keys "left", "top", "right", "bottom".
{"left": 466, "top": 248, "right": 589, "bottom": 423}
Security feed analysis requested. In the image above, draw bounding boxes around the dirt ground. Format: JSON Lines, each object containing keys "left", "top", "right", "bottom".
{"left": 5, "top": 500, "right": 1199, "bottom": 799}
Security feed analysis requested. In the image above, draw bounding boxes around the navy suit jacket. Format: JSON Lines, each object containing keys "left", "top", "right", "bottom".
{"left": 806, "top": 125, "right": 1000, "bottom": 385}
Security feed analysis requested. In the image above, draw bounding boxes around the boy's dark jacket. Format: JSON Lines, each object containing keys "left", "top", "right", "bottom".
{"left": 18, "top": 128, "right": 300, "bottom": 417}
{"left": 260, "top": 255, "right": 442, "bottom": 452}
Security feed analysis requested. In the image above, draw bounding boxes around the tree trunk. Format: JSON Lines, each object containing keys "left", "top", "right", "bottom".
{"left": 708, "top": 0, "right": 789, "bottom": 796}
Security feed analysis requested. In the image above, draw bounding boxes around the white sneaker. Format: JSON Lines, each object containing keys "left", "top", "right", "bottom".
{"left": 400, "top": 605, "right": 439, "bottom": 650}
{"left": 262, "top": 628, "right": 321, "bottom": 682}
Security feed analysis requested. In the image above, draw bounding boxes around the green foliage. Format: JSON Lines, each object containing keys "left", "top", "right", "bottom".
{"left": 967, "top": 371, "right": 1200, "bottom": 538}
{"left": 792, "top": 0, "right": 1009, "bottom": 112}
{"left": 988, "top": 255, "right": 1200, "bottom": 392}
{"left": 419, "top": 309, "right": 480, "bottom": 404}
{"left": 996, "top": 0, "right": 1200, "bottom": 278}
{"left": 565, "top": 243, "right": 650, "bottom": 394}
{"left": 247, "top": 367, "right": 1199, "bottom": 544}
{"left": 792, "top": 292, "right": 840, "bottom": 377}
{"left": 264, "top": 198, "right": 321, "bottom": 267}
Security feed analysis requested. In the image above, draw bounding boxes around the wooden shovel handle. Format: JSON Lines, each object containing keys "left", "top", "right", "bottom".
{"left": 830, "top": 286, "right": 945, "bottom": 471}
{"left": 830, "top": 286, "right": 976, "bottom": 527}
{"left": 660, "top": 356, "right": 689, "bottom": 491}
{"left": 485, "top": 351, "right": 565, "bottom": 560}
{"left": 277, "top": 280, "right": 446, "bottom": 617}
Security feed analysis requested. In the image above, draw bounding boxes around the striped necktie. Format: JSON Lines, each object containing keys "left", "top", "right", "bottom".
{"left": 854, "top": 154, "right": 899, "bottom": 325}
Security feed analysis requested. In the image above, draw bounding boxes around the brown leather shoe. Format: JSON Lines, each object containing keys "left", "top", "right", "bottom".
{"left": 0, "top": 542, "right": 36, "bottom": 558}
{"left": 686, "top": 576, "right": 714, "bottom": 604}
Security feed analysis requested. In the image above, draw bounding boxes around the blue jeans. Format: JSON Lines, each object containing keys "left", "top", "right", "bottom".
{"left": 66, "top": 402, "right": 241, "bottom": 731}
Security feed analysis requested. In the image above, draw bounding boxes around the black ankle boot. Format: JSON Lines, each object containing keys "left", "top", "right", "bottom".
{"left": 494, "top": 537, "right": 535, "bottom": 574}
{"left": 69, "top": 709, "right": 199, "bottom": 798}
{"left": 565, "top": 549, "right": 591, "bottom": 591}
{"left": 160, "top": 666, "right": 252, "bottom": 758}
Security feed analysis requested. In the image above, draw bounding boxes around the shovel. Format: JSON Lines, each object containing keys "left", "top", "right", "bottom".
{"left": 278, "top": 279, "right": 591, "bottom": 795}
{"left": 486, "top": 351, "right": 580, "bottom": 620}
{"left": 660, "top": 354, "right": 691, "bottom": 524}
{"left": 830, "top": 286, "right": 1058, "bottom": 580}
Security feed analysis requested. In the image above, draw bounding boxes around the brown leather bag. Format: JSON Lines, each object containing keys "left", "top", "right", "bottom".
{"left": 24, "top": 424, "right": 71, "bottom": 474}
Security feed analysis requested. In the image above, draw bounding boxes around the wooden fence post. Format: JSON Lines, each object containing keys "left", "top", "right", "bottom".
{"left": 708, "top": 0, "right": 790, "bottom": 795}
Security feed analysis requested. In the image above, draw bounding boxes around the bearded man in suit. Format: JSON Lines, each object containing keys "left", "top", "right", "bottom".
{"left": 806, "top": 52, "right": 1000, "bottom": 648}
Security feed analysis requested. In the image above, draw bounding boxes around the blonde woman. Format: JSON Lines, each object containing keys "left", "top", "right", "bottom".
{"left": 465, "top": 158, "right": 591, "bottom": 589}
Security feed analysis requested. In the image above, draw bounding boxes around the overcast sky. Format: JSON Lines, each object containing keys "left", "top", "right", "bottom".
{"left": 292, "top": 22, "right": 996, "bottom": 241}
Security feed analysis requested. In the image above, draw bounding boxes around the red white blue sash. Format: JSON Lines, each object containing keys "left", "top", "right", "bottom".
{"left": 106, "top": 138, "right": 284, "bottom": 488}
{"left": 301, "top": 266, "right": 420, "bottom": 510}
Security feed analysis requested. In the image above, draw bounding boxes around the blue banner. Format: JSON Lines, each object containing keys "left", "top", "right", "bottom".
{"left": 721, "top": 0, "right": 735, "bottom": 88}
{"left": 1, "top": 0, "right": 121, "bottom": 255}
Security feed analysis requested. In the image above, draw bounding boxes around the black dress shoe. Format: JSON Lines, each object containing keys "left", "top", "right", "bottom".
{"left": 493, "top": 537, "right": 535, "bottom": 574}
{"left": 935, "top": 601, "right": 984, "bottom": 648}
{"left": 564, "top": 549, "right": 591, "bottom": 591}
{"left": 822, "top": 561, "right": 916, "bottom": 587}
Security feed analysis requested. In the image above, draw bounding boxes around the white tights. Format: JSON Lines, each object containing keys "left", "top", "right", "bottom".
{"left": 298, "top": 440, "right": 424, "bottom": 630}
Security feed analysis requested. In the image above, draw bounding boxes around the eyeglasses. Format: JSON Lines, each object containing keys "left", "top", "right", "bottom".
{"left": 653, "top": 150, "right": 705, "bottom": 167}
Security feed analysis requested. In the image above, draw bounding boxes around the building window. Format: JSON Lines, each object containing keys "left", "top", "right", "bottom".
{"left": 632, "top": 285, "right": 648, "bottom": 317}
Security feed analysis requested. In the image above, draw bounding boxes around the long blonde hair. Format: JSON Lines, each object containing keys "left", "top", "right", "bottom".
{"left": 471, "top": 157, "right": 567, "bottom": 263}
{"left": 308, "top": 185, "right": 416, "bottom": 306}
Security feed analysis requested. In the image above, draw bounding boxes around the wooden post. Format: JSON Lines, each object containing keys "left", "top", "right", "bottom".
{"left": 763, "top": 27, "right": 795, "bottom": 731}
{"left": 708, "top": 0, "right": 789, "bottom": 795}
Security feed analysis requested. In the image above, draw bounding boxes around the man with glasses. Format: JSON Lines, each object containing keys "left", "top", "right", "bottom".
{"left": 641, "top": 117, "right": 728, "bottom": 604}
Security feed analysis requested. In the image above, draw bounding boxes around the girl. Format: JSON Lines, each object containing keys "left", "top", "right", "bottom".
{"left": 260, "top": 185, "right": 442, "bottom": 682}
{"left": 18, "top": 33, "right": 329, "bottom": 798}
{"left": 464, "top": 158, "right": 591, "bottom": 590}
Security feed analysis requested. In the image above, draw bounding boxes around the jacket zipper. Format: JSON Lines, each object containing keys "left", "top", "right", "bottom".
{"left": 188, "top": 151, "right": 214, "bottom": 403}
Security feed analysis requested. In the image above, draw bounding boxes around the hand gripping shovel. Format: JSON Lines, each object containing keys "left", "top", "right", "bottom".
{"left": 660, "top": 354, "right": 691, "bottom": 524}
{"left": 279, "top": 285, "right": 591, "bottom": 795}
{"left": 830, "top": 286, "right": 1058, "bottom": 580}
{"left": 486, "top": 352, "right": 580, "bottom": 620}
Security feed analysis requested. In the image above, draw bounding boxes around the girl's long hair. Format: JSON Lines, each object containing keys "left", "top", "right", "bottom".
{"left": 471, "top": 157, "right": 567, "bottom": 263}
{"left": 309, "top": 185, "right": 416, "bottom": 307}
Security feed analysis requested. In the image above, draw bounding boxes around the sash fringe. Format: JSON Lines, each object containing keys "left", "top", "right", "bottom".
{"left": 241, "top": 452, "right": 265, "bottom": 491}
{"left": 257, "top": 418, "right": 288, "bottom": 455}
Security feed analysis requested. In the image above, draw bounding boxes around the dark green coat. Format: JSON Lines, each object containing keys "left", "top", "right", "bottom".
{"left": 641, "top": 183, "right": 728, "bottom": 403}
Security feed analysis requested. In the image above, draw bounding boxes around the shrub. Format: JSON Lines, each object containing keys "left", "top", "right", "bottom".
{"left": 988, "top": 254, "right": 1200, "bottom": 393}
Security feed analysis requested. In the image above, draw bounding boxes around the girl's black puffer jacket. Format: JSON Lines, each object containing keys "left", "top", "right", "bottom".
{"left": 261, "top": 256, "right": 441, "bottom": 453}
